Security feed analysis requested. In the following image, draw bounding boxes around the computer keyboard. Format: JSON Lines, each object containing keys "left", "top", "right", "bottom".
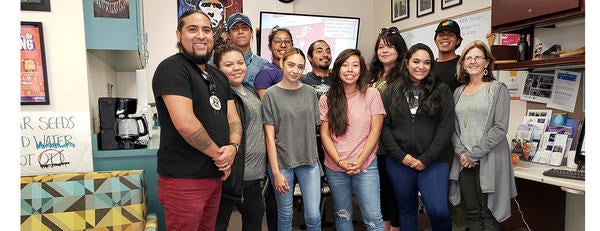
{"left": 543, "top": 168, "right": 585, "bottom": 181}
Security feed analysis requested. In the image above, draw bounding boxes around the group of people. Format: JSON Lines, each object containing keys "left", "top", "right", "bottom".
{"left": 152, "top": 9, "right": 517, "bottom": 231}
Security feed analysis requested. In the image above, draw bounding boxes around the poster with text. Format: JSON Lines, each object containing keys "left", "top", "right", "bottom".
{"left": 21, "top": 111, "right": 93, "bottom": 176}
{"left": 21, "top": 22, "right": 49, "bottom": 105}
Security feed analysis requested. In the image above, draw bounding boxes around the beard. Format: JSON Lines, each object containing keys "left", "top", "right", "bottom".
{"left": 181, "top": 45, "right": 213, "bottom": 64}
{"left": 318, "top": 63, "right": 331, "bottom": 70}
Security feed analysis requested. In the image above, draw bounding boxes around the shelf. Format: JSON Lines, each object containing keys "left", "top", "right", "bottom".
{"left": 491, "top": 11, "right": 584, "bottom": 33}
{"left": 495, "top": 55, "right": 584, "bottom": 70}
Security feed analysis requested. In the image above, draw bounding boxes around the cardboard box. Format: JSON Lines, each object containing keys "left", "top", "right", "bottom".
{"left": 491, "top": 45, "right": 518, "bottom": 61}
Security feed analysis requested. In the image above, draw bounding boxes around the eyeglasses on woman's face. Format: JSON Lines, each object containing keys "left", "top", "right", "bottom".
{"left": 464, "top": 56, "right": 486, "bottom": 63}
{"left": 272, "top": 39, "right": 292, "bottom": 46}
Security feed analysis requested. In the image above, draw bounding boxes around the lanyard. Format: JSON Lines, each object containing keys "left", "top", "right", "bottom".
{"left": 182, "top": 54, "right": 222, "bottom": 113}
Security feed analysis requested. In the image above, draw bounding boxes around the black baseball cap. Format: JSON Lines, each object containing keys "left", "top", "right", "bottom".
{"left": 435, "top": 19, "right": 462, "bottom": 39}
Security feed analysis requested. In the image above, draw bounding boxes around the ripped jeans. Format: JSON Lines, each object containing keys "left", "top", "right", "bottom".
{"left": 325, "top": 159, "right": 384, "bottom": 231}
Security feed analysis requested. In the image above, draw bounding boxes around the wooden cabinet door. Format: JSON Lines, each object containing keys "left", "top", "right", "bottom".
{"left": 492, "top": 0, "right": 580, "bottom": 27}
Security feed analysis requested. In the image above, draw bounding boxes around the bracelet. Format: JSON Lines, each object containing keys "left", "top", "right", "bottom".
{"left": 337, "top": 159, "right": 342, "bottom": 167}
{"left": 228, "top": 143, "right": 239, "bottom": 153}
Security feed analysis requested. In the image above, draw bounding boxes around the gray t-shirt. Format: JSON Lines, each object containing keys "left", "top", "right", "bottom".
{"left": 262, "top": 84, "right": 321, "bottom": 168}
{"left": 455, "top": 82, "right": 492, "bottom": 153}
{"left": 236, "top": 89, "right": 267, "bottom": 181}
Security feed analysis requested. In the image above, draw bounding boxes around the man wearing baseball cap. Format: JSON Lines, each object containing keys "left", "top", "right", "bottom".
{"left": 432, "top": 19, "right": 462, "bottom": 91}
{"left": 226, "top": 12, "right": 270, "bottom": 87}
{"left": 431, "top": 19, "right": 468, "bottom": 231}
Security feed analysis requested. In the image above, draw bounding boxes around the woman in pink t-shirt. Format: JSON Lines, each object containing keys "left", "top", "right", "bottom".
{"left": 319, "top": 49, "right": 387, "bottom": 230}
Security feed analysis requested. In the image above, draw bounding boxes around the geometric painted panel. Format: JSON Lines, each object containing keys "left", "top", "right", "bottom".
{"left": 21, "top": 170, "right": 148, "bottom": 230}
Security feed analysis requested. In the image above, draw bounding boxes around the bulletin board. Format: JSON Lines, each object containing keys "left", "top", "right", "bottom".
{"left": 20, "top": 111, "right": 93, "bottom": 176}
{"left": 400, "top": 9, "right": 491, "bottom": 56}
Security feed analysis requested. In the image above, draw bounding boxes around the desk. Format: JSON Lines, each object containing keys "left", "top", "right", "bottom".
{"left": 508, "top": 161, "right": 585, "bottom": 231}
{"left": 513, "top": 161, "right": 584, "bottom": 193}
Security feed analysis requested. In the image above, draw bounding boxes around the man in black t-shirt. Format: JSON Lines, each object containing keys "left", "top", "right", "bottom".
{"left": 301, "top": 40, "right": 332, "bottom": 99}
{"left": 432, "top": 19, "right": 467, "bottom": 231}
{"left": 152, "top": 10, "right": 242, "bottom": 230}
{"left": 432, "top": 19, "right": 463, "bottom": 92}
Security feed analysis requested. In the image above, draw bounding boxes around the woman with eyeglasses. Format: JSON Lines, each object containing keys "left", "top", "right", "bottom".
{"left": 449, "top": 40, "right": 517, "bottom": 231}
{"left": 369, "top": 26, "right": 408, "bottom": 231}
{"left": 262, "top": 48, "right": 322, "bottom": 231}
{"left": 319, "top": 49, "right": 386, "bottom": 230}
{"left": 212, "top": 41, "right": 267, "bottom": 231}
{"left": 254, "top": 26, "right": 294, "bottom": 100}
{"left": 380, "top": 43, "right": 454, "bottom": 231}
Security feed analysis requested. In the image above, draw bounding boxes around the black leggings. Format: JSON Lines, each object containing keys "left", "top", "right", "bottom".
{"left": 459, "top": 166, "right": 500, "bottom": 231}
{"left": 216, "top": 179, "right": 266, "bottom": 231}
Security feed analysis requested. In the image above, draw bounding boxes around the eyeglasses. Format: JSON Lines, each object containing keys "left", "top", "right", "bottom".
{"left": 272, "top": 25, "right": 280, "bottom": 31}
{"left": 464, "top": 56, "right": 487, "bottom": 63}
{"left": 272, "top": 39, "right": 292, "bottom": 46}
{"left": 379, "top": 27, "right": 399, "bottom": 35}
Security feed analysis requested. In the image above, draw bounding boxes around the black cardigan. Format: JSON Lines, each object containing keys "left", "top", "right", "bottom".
{"left": 379, "top": 83, "right": 455, "bottom": 167}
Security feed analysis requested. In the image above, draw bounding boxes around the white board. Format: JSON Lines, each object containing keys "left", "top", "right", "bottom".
{"left": 400, "top": 10, "right": 491, "bottom": 57}
{"left": 20, "top": 111, "right": 93, "bottom": 176}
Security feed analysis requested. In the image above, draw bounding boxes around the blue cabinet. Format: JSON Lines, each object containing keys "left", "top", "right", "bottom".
{"left": 83, "top": 0, "right": 142, "bottom": 50}
{"left": 83, "top": 0, "right": 147, "bottom": 71}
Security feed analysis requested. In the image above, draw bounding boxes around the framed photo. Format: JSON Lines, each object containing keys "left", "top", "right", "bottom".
{"left": 21, "top": 0, "right": 51, "bottom": 12}
{"left": 391, "top": 0, "right": 409, "bottom": 22}
{"left": 417, "top": 0, "right": 434, "bottom": 17}
{"left": 441, "top": 0, "right": 462, "bottom": 9}
{"left": 20, "top": 22, "right": 50, "bottom": 105}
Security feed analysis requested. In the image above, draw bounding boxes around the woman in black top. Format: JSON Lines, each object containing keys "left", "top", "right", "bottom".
{"left": 380, "top": 43, "right": 454, "bottom": 231}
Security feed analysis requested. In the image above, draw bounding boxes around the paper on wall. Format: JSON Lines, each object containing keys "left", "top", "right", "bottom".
{"left": 520, "top": 72, "right": 555, "bottom": 104}
{"left": 547, "top": 70, "right": 582, "bottom": 112}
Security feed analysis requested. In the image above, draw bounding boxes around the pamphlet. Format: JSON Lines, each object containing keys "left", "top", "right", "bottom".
{"left": 547, "top": 70, "right": 581, "bottom": 112}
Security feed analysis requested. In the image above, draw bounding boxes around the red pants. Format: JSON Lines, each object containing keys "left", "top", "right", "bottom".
{"left": 158, "top": 176, "right": 222, "bottom": 231}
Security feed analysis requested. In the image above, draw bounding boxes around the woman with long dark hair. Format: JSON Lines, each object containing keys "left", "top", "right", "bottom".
{"left": 369, "top": 27, "right": 408, "bottom": 231}
{"left": 380, "top": 43, "right": 454, "bottom": 231}
{"left": 319, "top": 49, "right": 386, "bottom": 230}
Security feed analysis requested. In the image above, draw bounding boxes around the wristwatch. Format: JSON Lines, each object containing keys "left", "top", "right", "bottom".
{"left": 229, "top": 143, "right": 239, "bottom": 153}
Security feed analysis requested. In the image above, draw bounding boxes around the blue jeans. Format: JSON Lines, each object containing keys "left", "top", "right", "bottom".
{"left": 386, "top": 156, "right": 451, "bottom": 231}
{"left": 267, "top": 162, "right": 322, "bottom": 231}
{"left": 325, "top": 159, "right": 384, "bottom": 231}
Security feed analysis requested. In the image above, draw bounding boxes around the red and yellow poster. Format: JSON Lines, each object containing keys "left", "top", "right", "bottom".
{"left": 20, "top": 22, "right": 49, "bottom": 104}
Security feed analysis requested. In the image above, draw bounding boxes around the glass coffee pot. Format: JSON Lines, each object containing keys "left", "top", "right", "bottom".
{"left": 116, "top": 115, "right": 149, "bottom": 141}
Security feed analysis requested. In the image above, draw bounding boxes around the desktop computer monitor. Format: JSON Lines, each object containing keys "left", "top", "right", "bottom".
{"left": 574, "top": 120, "right": 585, "bottom": 170}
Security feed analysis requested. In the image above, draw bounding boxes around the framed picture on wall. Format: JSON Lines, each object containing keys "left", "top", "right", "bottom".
{"left": 177, "top": 0, "right": 244, "bottom": 39}
{"left": 441, "top": 0, "right": 462, "bottom": 9}
{"left": 21, "top": 0, "right": 51, "bottom": 11}
{"left": 20, "top": 22, "right": 50, "bottom": 105}
{"left": 417, "top": 0, "right": 434, "bottom": 17}
{"left": 391, "top": 0, "right": 409, "bottom": 22}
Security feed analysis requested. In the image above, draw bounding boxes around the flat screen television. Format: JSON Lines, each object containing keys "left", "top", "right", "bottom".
{"left": 258, "top": 11, "right": 360, "bottom": 74}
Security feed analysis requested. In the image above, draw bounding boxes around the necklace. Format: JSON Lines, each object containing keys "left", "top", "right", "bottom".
{"left": 231, "top": 85, "right": 247, "bottom": 96}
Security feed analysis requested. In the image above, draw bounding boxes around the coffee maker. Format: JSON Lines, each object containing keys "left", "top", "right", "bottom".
{"left": 98, "top": 97, "right": 149, "bottom": 150}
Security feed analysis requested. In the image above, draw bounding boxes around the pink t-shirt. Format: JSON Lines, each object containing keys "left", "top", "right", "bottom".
{"left": 319, "top": 87, "right": 386, "bottom": 172}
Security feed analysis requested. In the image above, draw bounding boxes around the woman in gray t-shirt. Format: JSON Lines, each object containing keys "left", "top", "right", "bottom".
{"left": 262, "top": 48, "right": 322, "bottom": 230}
